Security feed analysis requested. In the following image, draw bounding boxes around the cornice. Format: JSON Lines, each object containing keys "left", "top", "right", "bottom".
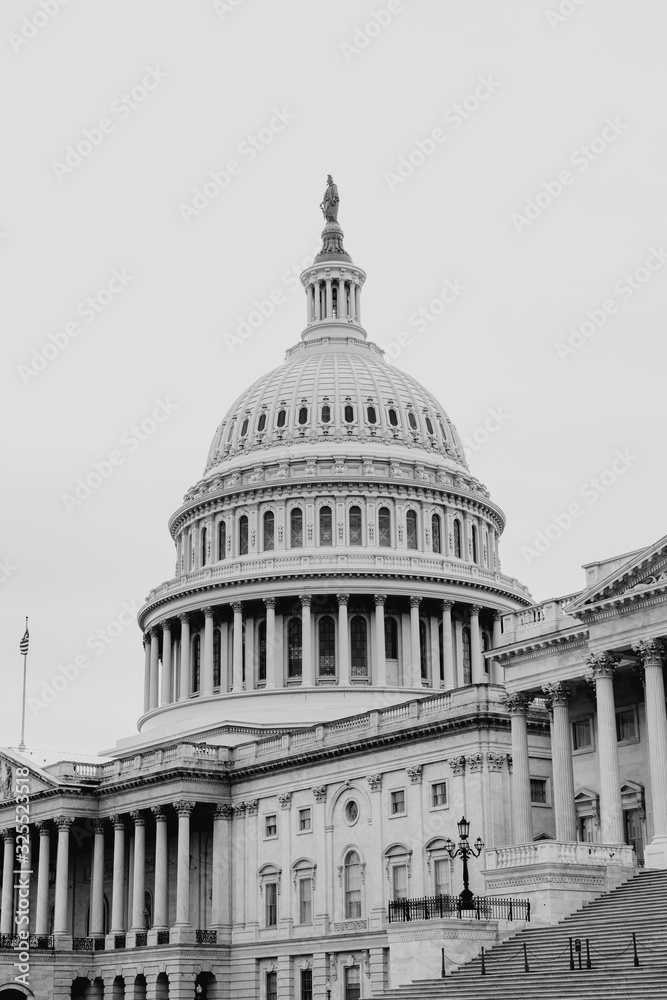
{"left": 496, "top": 631, "right": 589, "bottom": 663}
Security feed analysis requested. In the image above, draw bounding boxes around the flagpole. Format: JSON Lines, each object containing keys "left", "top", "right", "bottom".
{"left": 19, "top": 616, "right": 28, "bottom": 751}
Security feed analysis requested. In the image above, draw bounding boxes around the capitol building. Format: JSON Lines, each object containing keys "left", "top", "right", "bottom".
{"left": 1, "top": 188, "right": 666, "bottom": 1000}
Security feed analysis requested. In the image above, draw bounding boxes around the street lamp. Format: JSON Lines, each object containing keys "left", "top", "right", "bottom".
{"left": 444, "top": 815, "right": 484, "bottom": 910}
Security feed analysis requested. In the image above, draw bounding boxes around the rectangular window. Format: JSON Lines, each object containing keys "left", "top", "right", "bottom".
{"left": 265, "top": 883, "right": 277, "bottom": 927}
{"left": 345, "top": 965, "right": 361, "bottom": 1000}
{"left": 298, "top": 877, "right": 313, "bottom": 924}
{"left": 266, "top": 970, "right": 278, "bottom": 1000}
{"left": 616, "top": 708, "right": 638, "bottom": 743}
{"left": 300, "top": 969, "right": 313, "bottom": 1000}
{"left": 431, "top": 781, "right": 447, "bottom": 808}
{"left": 572, "top": 717, "right": 593, "bottom": 751}
{"left": 265, "top": 814, "right": 277, "bottom": 838}
{"left": 434, "top": 858, "right": 450, "bottom": 897}
{"left": 530, "top": 778, "right": 547, "bottom": 804}
{"left": 390, "top": 789, "right": 406, "bottom": 815}
{"left": 298, "top": 807, "right": 312, "bottom": 832}
{"left": 392, "top": 864, "right": 407, "bottom": 901}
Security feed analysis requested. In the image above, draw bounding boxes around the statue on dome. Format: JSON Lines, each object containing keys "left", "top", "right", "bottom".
{"left": 320, "top": 175, "right": 340, "bottom": 223}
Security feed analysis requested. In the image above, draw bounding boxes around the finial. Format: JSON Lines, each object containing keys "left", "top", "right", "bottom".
{"left": 320, "top": 174, "right": 339, "bottom": 223}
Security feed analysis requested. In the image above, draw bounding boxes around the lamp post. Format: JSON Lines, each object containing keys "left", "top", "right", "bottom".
{"left": 444, "top": 816, "right": 484, "bottom": 910}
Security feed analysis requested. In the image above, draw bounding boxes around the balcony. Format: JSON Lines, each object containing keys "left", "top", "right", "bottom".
{"left": 387, "top": 894, "right": 530, "bottom": 924}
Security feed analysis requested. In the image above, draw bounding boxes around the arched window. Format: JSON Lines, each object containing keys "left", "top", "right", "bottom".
{"left": 200, "top": 526, "right": 208, "bottom": 566}
{"left": 406, "top": 510, "right": 418, "bottom": 550}
{"left": 258, "top": 620, "right": 267, "bottom": 682}
{"left": 319, "top": 505, "right": 333, "bottom": 546}
{"left": 217, "top": 521, "right": 226, "bottom": 561}
{"left": 388, "top": 408, "right": 399, "bottom": 427}
{"left": 419, "top": 619, "right": 428, "bottom": 680}
{"left": 367, "top": 405, "right": 377, "bottom": 424}
{"left": 378, "top": 507, "right": 391, "bottom": 547}
{"left": 408, "top": 411, "right": 418, "bottom": 430}
{"left": 213, "top": 628, "right": 221, "bottom": 688}
{"left": 257, "top": 413, "right": 267, "bottom": 432}
{"left": 298, "top": 406, "right": 308, "bottom": 425}
{"left": 321, "top": 403, "right": 331, "bottom": 423}
{"left": 462, "top": 626, "right": 471, "bottom": 685}
{"left": 263, "top": 511, "right": 275, "bottom": 551}
{"left": 432, "top": 514, "right": 442, "bottom": 554}
{"left": 384, "top": 616, "right": 398, "bottom": 660}
{"left": 350, "top": 616, "right": 368, "bottom": 677}
{"left": 240, "top": 418, "right": 249, "bottom": 437}
{"left": 288, "top": 617, "right": 302, "bottom": 678}
{"left": 344, "top": 851, "right": 362, "bottom": 918}
{"left": 290, "top": 508, "right": 303, "bottom": 548}
{"left": 344, "top": 404, "right": 354, "bottom": 423}
{"left": 239, "top": 515, "right": 249, "bottom": 556}
{"left": 425, "top": 416, "right": 434, "bottom": 435}
{"left": 318, "top": 616, "right": 336, "bottom": 676}
{"left": 349, "top": 506, "right": 362, "bottom": 546}
{"left": 192, "top": 634, "right": 201, "bottom": 693}
{"left": 471, "top": 524, "right": 478, "bottom": 564}
{"left": 277, "top": 408, "right": 287, "bottom": 428}
{"left": 453, "top": 520, "right": 462, "bottom": 559}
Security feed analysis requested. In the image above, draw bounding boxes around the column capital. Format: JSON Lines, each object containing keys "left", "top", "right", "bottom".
{"left": 492, "top": 610, "right": 502, "bottom": 621}
{"left": 93, "top": 821, "right": 105, "bottom": 835}
{"left": 142, "top": 633, "right": 150, "bottom": 648}
{"left": 374, "top": 594, "right": 387, "bottom": 607}
{"left": 173, "top": 800, "right": 195, "bottom": 817}
{"left": 336, "top": 593, "right": 350, "bottom": 606}
{"left": 586, "top": 651, "right": 620, "bottom": 679}
{"left": 264, "top": 597, "right": 276, "bottom": 610}
{"left": 232, "top": 802, "right": 247, "bottom": 818}
{"left": 406, "top": 764, "right": 423, "bottom": 784}
{"left": 299, "top": 594, "right": 312, "bottom": 608}
{"left": 441, "top": 600, "right": 454, "bottom": 612}
{"left": 277, "top": 792, "right": 292, "bottom": 810}
{"left": 36, "top": 820, "right": 50, "bottom": 834}
{"left": 367, "top": 773, "right": 383, "bottom": 792}
{"left": 110, "top": 814, "right": 125, "bottom": 831}
{"left": 129, "top": 811, "right": 145, "bottom": 827}
{"left": 212, "top": 803, "right": 233, "bottom": 820}
{"left": 0, "top": 828, "right": 14, "bottom": 842}
{"left": 504, "top": 692, "right": 532, "bottom": 714}
{"left": 312, "top": 785, "right": 327, "bottom": 802}
{"left": 147, "top": 625, "right": 159, "bottom": 639}
{"left": 632, "top": 638, "right": 664, "bottom": 666}
{"left": 469, "top": 604, "right": 482, "bottom": 616}
{"left": 245, "top": 799, "right": 259, "bottom": 815}
{"left": 542, "top": 681, "right": 572, "bottom": 710}
{"left": 55, "top": 815, "right": 74, "bottom": 832}
{"left": 177, "top": 612, "right": 190, "bottom": 625}
{"left": 232, "top": 601, "right": 243, "bottom": 614}
{"left": 161, "top": 618, "right": 172, "bottom": 632}
{"left": 202, "top": 606, "right": 215, "bottom": 619}
{"left": 151, "top": 805, "right": 167, "bottom": 823}
{"left": 409, "top": 596, "right": 421, "bottom": 609}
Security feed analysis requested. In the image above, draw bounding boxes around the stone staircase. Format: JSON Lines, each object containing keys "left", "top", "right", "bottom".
{"left": 377, "top": 869, "right": 667, "bottom": 999}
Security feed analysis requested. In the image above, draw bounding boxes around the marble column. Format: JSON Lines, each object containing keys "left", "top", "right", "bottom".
{"left": 374, "top": 595, "right": 387, "bottom": 686}
{"left": 149, "top": 628, "right": 160, "bottom": 710}
{"left": 300, "top": 596, "right": 313, "bottom": 686}
{"left": 211, "top": 805, "right": 229, "bottom": 928}
{"left": 90, "top": 822, "right": 105, "bottom": 937}
{"left": 202, "top": 607, "right": 215, "bottom": 696}
{"left": 490, "top": 611, "right": 503, "bottom": 684}
{"left": 174, "top": 801, "right": 194, "bottom": 928}
{"left": 544, "top": 683, "right": 577, "bottom": 841}
{"left": 338, "top": 277, "right": 347, "bottom": 319}
{"left": 264, "top": 598, "right": 276, "bottom": 689}
{"left": 470, "top": 605, "right": 485, "bottom": 684}
{"left": 110, "top": 815, "right": 126, "bottom": 933}
{"left": 588, "top": 652, "right": 623, "bottom": 843}
{"left": 441, "top": 601, "right": 455, "bottom": 690}
{"left": 130, "top": 812, "right": 146, "bottom": 933}
{"left": 354, "top": 281, "right": 361, "bottom": 323}
{"left": 232, "top": 603, "right": 244, "bottom": 692}
{"left": 506, "top": 694, "right": 533, "bottom": 844}
{"left": 53, "top": 816, "right": 73, "bottom": 935}
{"left": 0, "top": 830, "right": 14, "bottom": 934}
{"left": 325, "top": 277, "right": 333, "bottom": 318}
{"left": 161, "top": 620, "right": 173, "bottom": 706}
{"left": 178, "top": 613, "right": 190, "bottom": 702}
{"left": 152, "top": 806, "right": 168, "bottom": 930}
{"left": 314, "top": 281, "right": 321, "bottom": 321}
{"left": 633, "top": 639, "right": 667, "bottom": 866}
{"left": 35, "top": 822, "right": 51, "bottom": 936}
{"left": 337, "top": 594, "right": 350, "bottom": 685}
{"left": 409, "top": 597, "right": 421, "bottom": 686}
{"left": 143, "top": 636, "right": 151, "bottom": 713}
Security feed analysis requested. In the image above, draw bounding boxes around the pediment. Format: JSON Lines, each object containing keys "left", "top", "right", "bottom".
{"left": 0, "top": 753, "right": 58, "bottom": 799}
{"left": 567, "top": 534, "right": 667, "bottom": 615}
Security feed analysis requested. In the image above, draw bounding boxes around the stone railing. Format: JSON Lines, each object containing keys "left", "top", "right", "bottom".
{"left": 500, "top": 593, "right": 583, "bottom": 645}
{"left": 484, "top": 841, "right": 636, "bottom": 870}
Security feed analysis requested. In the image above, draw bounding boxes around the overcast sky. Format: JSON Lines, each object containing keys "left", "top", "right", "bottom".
{"left": 2, "top": 0, "right": 666, "bottom": 755}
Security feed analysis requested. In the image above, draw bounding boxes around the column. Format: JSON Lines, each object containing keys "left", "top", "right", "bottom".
{"left": 0, "top": 830, "right": 14, "bottom": 934}
{"left": 202, "top": 607, "right": 215, "bottom": 696}
{"left": 53, "top": 816, "right": 73, "bottom": 935}
{"left": 337, "top": 594, "right": 350, "bottom": 685}
{"left": 338, "top": 277, "right": 347, "bottom": 319}
{"left": 441, "top": 601, "right": 455, "bottom": 690}
{"left": 178, "top": 613, "right": 190, "bottom": 701}
{"left": 470, "top": 605, "right": 485, "bottom": 684}
{"left": 354, "top": 280, "right": 361, "bottom": 322}
{"left": 588, "top": 652, "right": 623, "bottom": 843}
{"left": 130, "top": 812, "right": 146, "bottom": 933}
{"left": 325, "top": 276, "right": 333, "bottom": 318}
{"left": 35, "top": 822, "right": 51, "bottom": 936}
{"left": 90, "top": 822, "right": 105, "bottom": 937}
{"left": 374, "top": 595, "right": 387, "bottom": 686}
{"left": 264, "top": 598, "right": 276, "bottom": 689}
{"left": 152, "top": 806, "right": 168, "bottom": 930}
{"left": 149, "top": 628, "right": 160, "bottom": 710}
{"left": 506, "top": 694, "right": 533, "bottom": 844}
{"left": 491, "top": 611, "right": 503, "bottom": 684}
{"left": 633, "top": 640, "right": 667, "bottom": 864}
{"left": 409, "top": 597, "right": 421, "bottom": 686}
{"left": 300, "top": 595, "right": 313, "bottom": 686}
{"left": 161, "top": 620, "right": 173, "bottom": 706}
{"left": 232, "top": 603, "right": 244, "bottom": 692}
{"left": 174, "top": 801, "right": 194, "bottom": 928}
{"left": 544, "top": 683, "right": 577, "bottom": 841}
{"left": 314, "top": 280, "right": 321, "bottom": 321}
{"left": 211, "top": 805, "right": 228, "bottom": 928}
{"left": 143, "top": 636, "right": 151, "bottom": 713}
{"left": 110, "top": 815, "right": 126, "bottom": 933}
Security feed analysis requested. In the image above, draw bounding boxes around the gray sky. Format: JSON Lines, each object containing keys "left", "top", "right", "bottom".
{"left": 2, "top": 0, "right": 666, "bottom": 754}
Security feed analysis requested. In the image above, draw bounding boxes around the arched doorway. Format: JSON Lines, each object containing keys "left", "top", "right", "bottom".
{"left": 0, "top": 989, "right": 33, "bottom": 1000}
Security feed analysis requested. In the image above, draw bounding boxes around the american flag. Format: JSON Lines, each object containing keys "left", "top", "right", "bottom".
{"left": 19, "top": 622, "right": 29, "bottom": 656}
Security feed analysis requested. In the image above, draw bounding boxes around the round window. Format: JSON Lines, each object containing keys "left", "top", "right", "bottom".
{"left": 344, "top": 800, "right": 359, "bottom": 824}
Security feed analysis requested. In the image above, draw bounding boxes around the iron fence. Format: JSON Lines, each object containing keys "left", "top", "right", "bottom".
{"left": 388, "top": 893, "right": 530, "bottom": 923}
